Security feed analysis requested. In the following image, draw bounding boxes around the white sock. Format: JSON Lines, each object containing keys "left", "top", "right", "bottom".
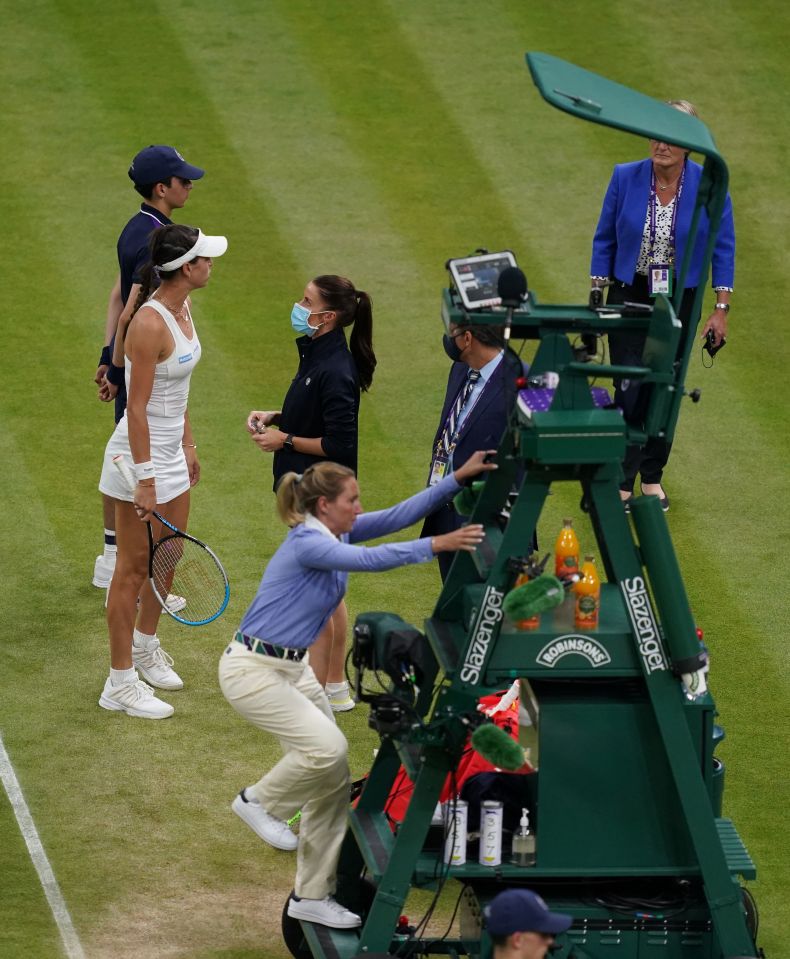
{"left": 133, "top": 628, "right": 157, "bottom": 648}
{"left": 243, "top": 788, "right": 260, "bottom": 805}
{"left": 325, "top": 681, "right": 348, "bottom": 694}
{"left": 103, "top": 530, "right": 117, "bottom": 561}
{"left": 110, "top": 667, "right": 136, "bottom": 687}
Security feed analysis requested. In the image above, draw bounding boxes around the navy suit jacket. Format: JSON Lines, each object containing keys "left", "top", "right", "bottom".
{"left": 421, "top": 356, "right": 516, "bottom": 552}
{"left": 591, "top": 158, "right": 735, "bottom": 289}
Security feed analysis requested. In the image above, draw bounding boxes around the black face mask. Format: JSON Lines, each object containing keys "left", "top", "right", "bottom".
{"left": 443, "top": 332, "right": 465, "bottom": 362}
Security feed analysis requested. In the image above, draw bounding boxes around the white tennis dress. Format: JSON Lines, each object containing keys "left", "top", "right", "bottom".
{"left": 99, "top": 299, "right": 201, "bottom": 504}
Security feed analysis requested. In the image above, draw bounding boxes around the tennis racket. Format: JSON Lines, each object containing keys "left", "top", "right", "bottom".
{"left": 113, "top": 455, "right": 230, "bottom": 626}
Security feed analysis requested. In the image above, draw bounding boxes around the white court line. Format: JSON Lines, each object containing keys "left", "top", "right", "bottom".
{"left": 0, "top": 733, "right": 87, "bottom": 959}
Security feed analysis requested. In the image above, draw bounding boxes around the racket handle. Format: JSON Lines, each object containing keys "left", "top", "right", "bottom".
{"left": 112, "top": 454, "right": 137, "bottom": 493}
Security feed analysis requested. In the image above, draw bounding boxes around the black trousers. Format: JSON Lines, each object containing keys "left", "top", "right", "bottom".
{"left": 606, "top": 275, "right": 696, "bottom": 491}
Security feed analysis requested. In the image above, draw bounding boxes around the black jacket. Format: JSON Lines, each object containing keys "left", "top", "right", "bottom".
{"left": 272, "top": 328, "right": 360, "bottom": 487}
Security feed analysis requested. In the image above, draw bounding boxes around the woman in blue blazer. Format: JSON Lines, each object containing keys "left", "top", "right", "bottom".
{"left": 590, "top": 100, "right": 735, "bottom": 510}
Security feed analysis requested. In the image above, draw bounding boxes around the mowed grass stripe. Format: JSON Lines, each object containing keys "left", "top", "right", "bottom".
{"left": 269, "top": 0, "right": 530, "bottom": 265}
{"left": 166, "top": 1, "right": 451, "bottom": 498}
{"left": 383, "top": 0, "right": 637, "bottom": 299}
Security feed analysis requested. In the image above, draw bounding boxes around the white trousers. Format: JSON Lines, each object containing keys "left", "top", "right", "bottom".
{"left": 218, "top": 641, "right": 350, "bottom": 900}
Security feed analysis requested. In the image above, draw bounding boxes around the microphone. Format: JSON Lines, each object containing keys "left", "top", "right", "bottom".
{"left": 497, "top": 267, "right": 528, "bottom": 307}
{"left": 471, "top": 723, "right": 531, "bottom": 772}
{"left": 497, "top": 267, "right": 528, "bottom": 344}
{"left": 518, "top": 371, "right": 560, "bottom": 390}
{"left": 503, "top": 574, "right": 567, "bottom": 621}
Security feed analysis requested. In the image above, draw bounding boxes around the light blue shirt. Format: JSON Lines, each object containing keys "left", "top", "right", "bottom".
{"left": 456, "top": 351, "right": 504, "bottom": 432}
{"left": 447, "top": 351, "right": 504, "bottom": 470}
{"left": 238, "top": 473, "right": 462, "bottom": 649}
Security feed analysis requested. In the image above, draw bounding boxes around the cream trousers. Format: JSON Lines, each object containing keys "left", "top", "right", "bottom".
{"left": 218, "top": 641, "right": 350, "bottom": 900}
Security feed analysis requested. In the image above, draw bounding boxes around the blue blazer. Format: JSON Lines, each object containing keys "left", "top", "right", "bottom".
{"left": 590, "top": 158, "right": 735, "bottom": 289}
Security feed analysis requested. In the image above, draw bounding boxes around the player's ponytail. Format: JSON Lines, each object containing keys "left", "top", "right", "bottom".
{"left": 312, "top": 275, "right": 377, "bottom": 392}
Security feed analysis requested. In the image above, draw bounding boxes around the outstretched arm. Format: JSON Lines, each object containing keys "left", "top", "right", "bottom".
{"left": 350, "top": 450, "right": 497, "bottom": 544}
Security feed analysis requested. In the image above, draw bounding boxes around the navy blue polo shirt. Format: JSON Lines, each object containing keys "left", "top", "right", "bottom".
{"left": 110, "top": 204, "right": 171, "bottom": 422}
{"left": 116, "top": 203, "right": 172, "bottom": 304}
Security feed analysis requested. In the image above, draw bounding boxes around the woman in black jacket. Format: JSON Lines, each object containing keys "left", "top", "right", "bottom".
{"left": 246, "top": 274, "right": 376, "bottom": 709}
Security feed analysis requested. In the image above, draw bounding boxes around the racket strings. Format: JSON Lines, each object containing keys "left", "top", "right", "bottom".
{"left": 152, "top": 535, "right": 228, "bottom": 624}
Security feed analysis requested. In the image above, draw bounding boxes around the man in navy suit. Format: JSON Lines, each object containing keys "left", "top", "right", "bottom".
{"left": 422, "top": 322, "right": 516, "bottom": 579}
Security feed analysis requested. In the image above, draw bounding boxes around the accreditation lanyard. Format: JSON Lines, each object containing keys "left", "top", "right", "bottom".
{"left": 429, "top": 373, "right": 483, "bottom": 486}
{"left": 647, "top": 164, "right": 685, "bottom": 297}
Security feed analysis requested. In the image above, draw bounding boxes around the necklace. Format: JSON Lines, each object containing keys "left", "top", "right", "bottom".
{"left": 656, "top": 174, "right": 680, "bottom": 192}
{"left": 154, "top": 294, "right": 188, "bottom": 319}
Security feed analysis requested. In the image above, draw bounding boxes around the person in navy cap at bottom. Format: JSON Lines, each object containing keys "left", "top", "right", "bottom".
{"left": 485, "top": 889, "right": 573, "bottom": 959}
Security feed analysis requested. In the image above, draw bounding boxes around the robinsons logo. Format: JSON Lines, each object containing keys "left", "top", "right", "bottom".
{"left": 460, "top": 586, "right": 504, "bottom": 685}
{"left": 621, "top": 576, "right": 668, "bottom": 672}
{"left": 537, "top": 635, "right": 611, "bottom": 668}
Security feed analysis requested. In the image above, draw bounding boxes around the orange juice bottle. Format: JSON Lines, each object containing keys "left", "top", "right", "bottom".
{"left": 575, "top": 555, "right": 600, "bottom": 629}
{"left": 514, "top": 562, "right": 540, "bottom": 630}
{"left": 554, "top": 518, "right": 580, "bottom": 580}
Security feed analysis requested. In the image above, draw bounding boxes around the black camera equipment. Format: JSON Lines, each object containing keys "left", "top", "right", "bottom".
{"left": 703, "top": 328, "right": 727, "bottom": 358}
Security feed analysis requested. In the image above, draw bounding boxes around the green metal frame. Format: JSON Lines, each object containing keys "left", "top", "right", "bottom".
{"left": 288, "top": 54, "right": 756, "bottom": 959}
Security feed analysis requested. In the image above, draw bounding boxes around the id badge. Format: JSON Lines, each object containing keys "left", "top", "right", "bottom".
{"left": 648, "top": 263, "right": 673, "bottom": 297}
{"left": 429, "top": 454, "right": 449, "bottom": 486}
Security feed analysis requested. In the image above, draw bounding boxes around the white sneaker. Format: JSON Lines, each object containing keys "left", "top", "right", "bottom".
{"left": 99, "top": 674, "right": 174, "bottom": 719}
{"left": 132, "top": 638, "right": 184, "bottom": 690}
{"left": 165, "top": 593, "right": 187, "bottom": 614}
{"left": 326, "top": 682, "right": 355, "bottom": 713}
{"left": 92, "top": 553, "right": 116, "bottom": 588}
{"left": 287, "top": 895, "right": 361, "bottom": 929}
{"left": 231, "top": 791, "right": 297, "bottom": 851}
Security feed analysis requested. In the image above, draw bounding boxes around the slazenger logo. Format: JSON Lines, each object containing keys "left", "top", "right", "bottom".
{"left": 537, "top": 635, "right": 611, "bottom": 668}
{"left": 460, "top": 586, "right": 504, "bottom": 684}
{"left": 621, "top": 576, "right": 668, "bottom": 672}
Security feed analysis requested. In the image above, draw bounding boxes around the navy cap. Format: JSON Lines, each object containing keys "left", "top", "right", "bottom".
{"left": 128, "top": 145, "right": 205, "bottom": 185}
{"left": 484, "top": 889, "right": 573, "bottom": 937}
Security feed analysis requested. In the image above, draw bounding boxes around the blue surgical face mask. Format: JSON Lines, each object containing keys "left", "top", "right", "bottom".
{"left": 291, "top": 302, "right": 326, "bottom": 337}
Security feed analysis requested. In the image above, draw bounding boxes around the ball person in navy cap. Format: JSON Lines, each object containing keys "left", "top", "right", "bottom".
{"left": 93, "top": 145, "right": 204, "bottom": 596}
{"left": 484, "top": 889, "right": 572, "bottom": 958}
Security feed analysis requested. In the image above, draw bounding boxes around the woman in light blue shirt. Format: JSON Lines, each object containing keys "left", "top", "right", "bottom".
{"left": 218, "top": 451, "right": 494, "bottom": 930}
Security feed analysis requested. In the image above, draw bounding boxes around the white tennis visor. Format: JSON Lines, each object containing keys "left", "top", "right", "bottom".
{"left": 159, "top": 230, "right": 228, "bottom": 271}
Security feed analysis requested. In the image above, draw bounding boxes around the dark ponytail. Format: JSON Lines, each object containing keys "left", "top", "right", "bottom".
{"left": 312, "top": 274, "right": 377, "bottom": 392}
{"left": 132, "top": 224, "right": 200, "bottom": 318}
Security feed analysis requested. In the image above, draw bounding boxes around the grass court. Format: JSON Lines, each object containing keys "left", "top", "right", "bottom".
{"left": 0, "top": 1, "right": 787, "bottom": 956}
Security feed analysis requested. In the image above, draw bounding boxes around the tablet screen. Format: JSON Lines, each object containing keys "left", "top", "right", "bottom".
{"left": 447, "top": 251, "right": 518, "bottom": 310}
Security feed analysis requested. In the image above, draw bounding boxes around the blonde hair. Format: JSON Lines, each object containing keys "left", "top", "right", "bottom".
{"left": 276, "top": 462, "right": 356, "bottom": 527}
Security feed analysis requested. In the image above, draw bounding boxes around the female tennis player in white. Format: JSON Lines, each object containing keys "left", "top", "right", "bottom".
{"left": 98, "top": 224, "right": 227, "bottom": 719}
{"left": 219, "top": 450, "right": 495, "bottom": 928}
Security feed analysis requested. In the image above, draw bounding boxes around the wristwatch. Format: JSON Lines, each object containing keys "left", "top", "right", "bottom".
{"left": 283, "top": 434, "right": 295, "bottom": 450}
{"left": 714, "top": 302, "right": 730, "bottom": 313}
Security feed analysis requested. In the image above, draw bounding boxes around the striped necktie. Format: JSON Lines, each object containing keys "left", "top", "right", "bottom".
{"left": 441, "top": 369, "right": 481, "bottom": 456}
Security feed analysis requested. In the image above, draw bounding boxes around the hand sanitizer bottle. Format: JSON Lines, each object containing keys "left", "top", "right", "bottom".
{"left": 510, "top": 807, "right": 536, "bottom": 867}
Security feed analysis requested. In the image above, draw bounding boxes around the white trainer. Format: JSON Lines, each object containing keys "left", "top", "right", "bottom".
{"left": 132, "top": 638, "right": 184, "bottom": 690}
{"left": 165, "top": 593, "right": 187, "bottom": 614}
{"left": 326, "top": 682, "right": 355, "bottom": 713}
{"left": 231, "top": 791, "right": 297, "bottom": 851}
{"left": 99, "top": 674, "right": 174, "bottom": 719}
{"left": 287, "top": 895, "right": 361, "bottom": 929}
{"left": 92, "top": 553, "right": 116, "bottom": 589}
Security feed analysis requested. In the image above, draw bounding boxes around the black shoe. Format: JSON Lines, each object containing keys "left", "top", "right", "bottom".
{"left": 622, "top": 495, "right": 635, "bottom": 514}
